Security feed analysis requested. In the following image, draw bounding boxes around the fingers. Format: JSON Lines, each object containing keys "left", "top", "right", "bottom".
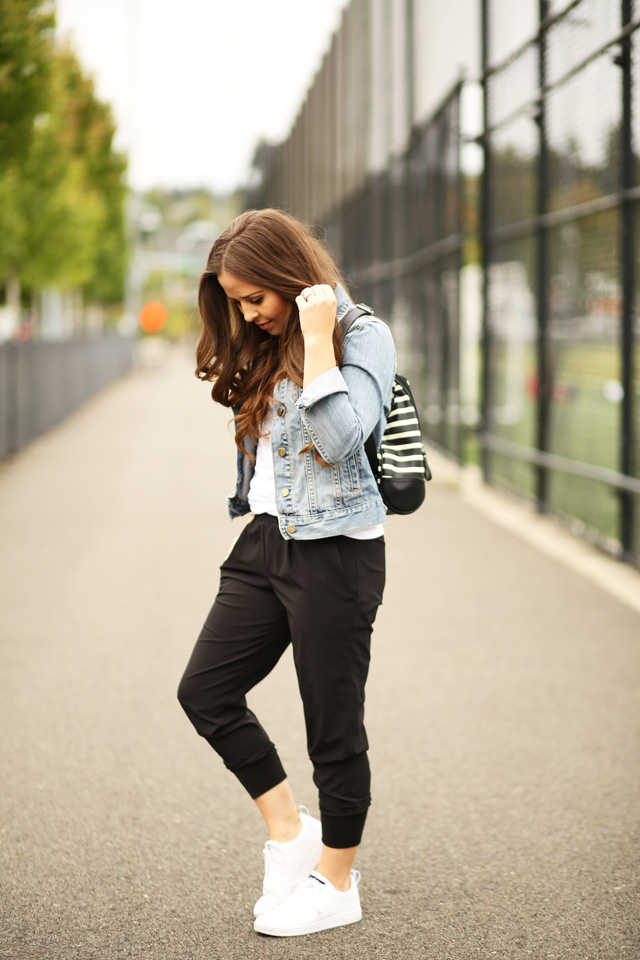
{"left": 295, "top": 283, "right": 338, "bottom": 339}
{"left": 299, "top": 283, "right": 335, "bottom": 303}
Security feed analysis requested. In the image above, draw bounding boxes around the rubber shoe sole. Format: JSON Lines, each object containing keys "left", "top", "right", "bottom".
{"left": 254, "top": 869, "right": 362, "bottom": 937}
{"left": 254, "top": 905, "right": 362, "bottom": 937}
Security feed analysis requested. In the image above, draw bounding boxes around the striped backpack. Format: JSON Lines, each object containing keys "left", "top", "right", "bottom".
{"left": 341, "top": 304, "right": 432, "bottom": 515}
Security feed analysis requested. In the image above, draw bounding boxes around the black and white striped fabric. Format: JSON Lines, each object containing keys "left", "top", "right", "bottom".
{"left": 379, "top": 376, "right": 427, "bottom": 478}
{"left": 340, "top": 303, "right": 432, "bottom": 515}
{"left": 364, "top": 374, "right": 432, "bottom": 515}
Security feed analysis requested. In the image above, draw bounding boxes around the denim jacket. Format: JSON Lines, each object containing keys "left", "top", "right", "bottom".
{"left": 226, "top": 283, "right": 396, "bottom": 539}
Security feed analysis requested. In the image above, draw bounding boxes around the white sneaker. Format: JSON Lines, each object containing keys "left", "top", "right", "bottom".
{"left": 254, "top": 869, "right": 362, "bottom": 937}
{"left": 253, "top": 806, "right": 323, "bottom": 917}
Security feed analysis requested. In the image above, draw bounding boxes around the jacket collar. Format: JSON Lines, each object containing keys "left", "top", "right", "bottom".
{"left": 334, "top": 282, "right": 352, "bottom": 323}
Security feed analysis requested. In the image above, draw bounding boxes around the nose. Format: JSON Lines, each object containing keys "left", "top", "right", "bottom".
{"left": 242, "top": 305, "right": 259, "bottom": 323}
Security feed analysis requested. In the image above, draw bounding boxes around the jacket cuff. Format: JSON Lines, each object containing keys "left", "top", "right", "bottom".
{"left": 295, "top": 366, "right": 348, "bottom": 410}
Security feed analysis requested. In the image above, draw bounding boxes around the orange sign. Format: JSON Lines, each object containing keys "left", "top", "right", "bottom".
{"left": 139, "top": 301, "right": 168, "bottom": 334}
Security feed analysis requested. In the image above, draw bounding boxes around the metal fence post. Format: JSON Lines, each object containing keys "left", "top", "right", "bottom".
{"left": 480, "top": 0, "right": 492, "bottom": 482}
{"left": 405, "top": 0, "right": 415, "bottom": 135}
{"left": 438, "top": 112, "right": 450, "bottom": 453}
{"left": 619, "top": 0, "right": 636, "bottom": 559}
{"left": 535, "top": 0, "right": 551, "bottom": 512}
{"left": 455, "top": 76, "right": 464, "bottom": 464}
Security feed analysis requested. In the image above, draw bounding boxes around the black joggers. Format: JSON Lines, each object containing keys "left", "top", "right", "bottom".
{"left": 177, "top": 513, "right": 386, "bottom": 848}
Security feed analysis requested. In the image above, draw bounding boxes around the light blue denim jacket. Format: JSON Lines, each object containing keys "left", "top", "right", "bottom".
{"left": 226, "top": 283, "right": 396, "bottom": 539}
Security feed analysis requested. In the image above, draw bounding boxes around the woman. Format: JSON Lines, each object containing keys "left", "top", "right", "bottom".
{"left": 177, "top": 209, "right": 396, "bottom": 937}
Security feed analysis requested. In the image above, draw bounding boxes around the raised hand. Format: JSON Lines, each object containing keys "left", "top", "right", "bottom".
{"left": 295, "top": 284, "right": 337, "bottom": 345}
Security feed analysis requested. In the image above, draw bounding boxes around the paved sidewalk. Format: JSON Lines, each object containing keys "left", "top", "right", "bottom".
{"left": 1, "top": 346, "right": 638, "bottom": 960}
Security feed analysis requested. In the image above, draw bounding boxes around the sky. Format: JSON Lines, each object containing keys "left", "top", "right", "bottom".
{"left": 54, "top": 0, "right": 350, "bottom": 194}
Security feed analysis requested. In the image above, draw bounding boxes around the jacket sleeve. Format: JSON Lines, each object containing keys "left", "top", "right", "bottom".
{"left": 294, "top": 318, "right": 396, "bottom": 465}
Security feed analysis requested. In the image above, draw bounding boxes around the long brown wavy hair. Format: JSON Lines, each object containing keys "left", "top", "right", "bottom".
{"left": 195, "top": 208, "right": 349, "bottom": 457}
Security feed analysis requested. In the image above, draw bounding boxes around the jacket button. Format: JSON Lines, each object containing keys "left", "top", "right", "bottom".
{"left": 281, "top": 487, "right": 289, "bottom": 497}
{"left": 277, "top": 407, "right": 284, "bottom": 417}
{"left": 277, "top": 447, "right": 286, "bottom": 457}
{"left": 287, "top": 523, "right": 296, "bottom": 534}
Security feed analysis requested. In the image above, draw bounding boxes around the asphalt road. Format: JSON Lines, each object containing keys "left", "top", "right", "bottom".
{"left": 1, "top": 345, "right": 638, "bottom": 960}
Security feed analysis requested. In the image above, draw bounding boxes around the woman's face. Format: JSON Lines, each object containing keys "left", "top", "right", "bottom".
{"left": 218, "top": 270, "right": 289, "bottom": 336}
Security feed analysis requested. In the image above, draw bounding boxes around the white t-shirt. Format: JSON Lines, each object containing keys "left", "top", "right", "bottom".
{"left": 248, "top": 402, "right": 384, "bottom": 539}
{"left": 247, "top": 404, "right": 279, "bottom": 517}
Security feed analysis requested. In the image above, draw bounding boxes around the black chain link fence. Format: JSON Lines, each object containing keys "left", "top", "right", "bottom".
{"left": 246, "top": 0, "right": 638, "bottom": 565}
{"left": 480, "top": 0, "right": 639, "bottom": 563}
{"left": 249, "top": 85, "right": 464, "bottom": 460}
{"left": 326, "top": 86, "right": 464, "bottom": 460}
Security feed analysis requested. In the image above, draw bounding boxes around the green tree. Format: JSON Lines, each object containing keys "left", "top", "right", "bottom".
{"left": 0, "top": 0, "right": 54, "bottom": 166}
{"left": 0, "top": 32, "right": 128, "bottom": 312}
{"left": 49, "top": 44, "right": 128, "bottom": 303}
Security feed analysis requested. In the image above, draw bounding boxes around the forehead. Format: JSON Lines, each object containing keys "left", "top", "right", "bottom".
{"left": 217, "top": 270, "right": 262, "bottom": 299}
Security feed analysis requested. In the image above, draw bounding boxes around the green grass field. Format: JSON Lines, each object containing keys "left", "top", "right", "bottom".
{"left": 428, "top": 341, "right": 639, "bottom": 555}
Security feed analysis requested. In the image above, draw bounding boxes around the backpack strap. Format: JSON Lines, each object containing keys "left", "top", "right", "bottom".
{"left": 339, "top": 302, "right": 374, "bottom": 337}
{"left": 337, "top": 302, "right": 379, "bottom": 478}
{"left": 364, "top": 430, "right": 379, "bottom": 478}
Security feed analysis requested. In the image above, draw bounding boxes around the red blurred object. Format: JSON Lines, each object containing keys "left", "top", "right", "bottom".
{"left": 553, "top": 382, "right": 575, "bottom": 402}
{"left": 139, "top": 301, "right": 168, "bottom": 334}
{"left": 526, "top": 372, "right": 539, "bottom": 398}
{"left": 16, "top": 321, "right": 33, "bottom": 342}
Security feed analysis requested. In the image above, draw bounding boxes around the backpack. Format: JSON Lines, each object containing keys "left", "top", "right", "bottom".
{"left": 341, "top": 304, "right": 432, "bottom": 515}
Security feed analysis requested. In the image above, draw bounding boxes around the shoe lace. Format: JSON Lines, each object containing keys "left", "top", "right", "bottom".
{"left": 277, "top": 874, "right": 324, "bottom": 915}
{"left": 262, "top": 840, "right": 284, "bottom": 892}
